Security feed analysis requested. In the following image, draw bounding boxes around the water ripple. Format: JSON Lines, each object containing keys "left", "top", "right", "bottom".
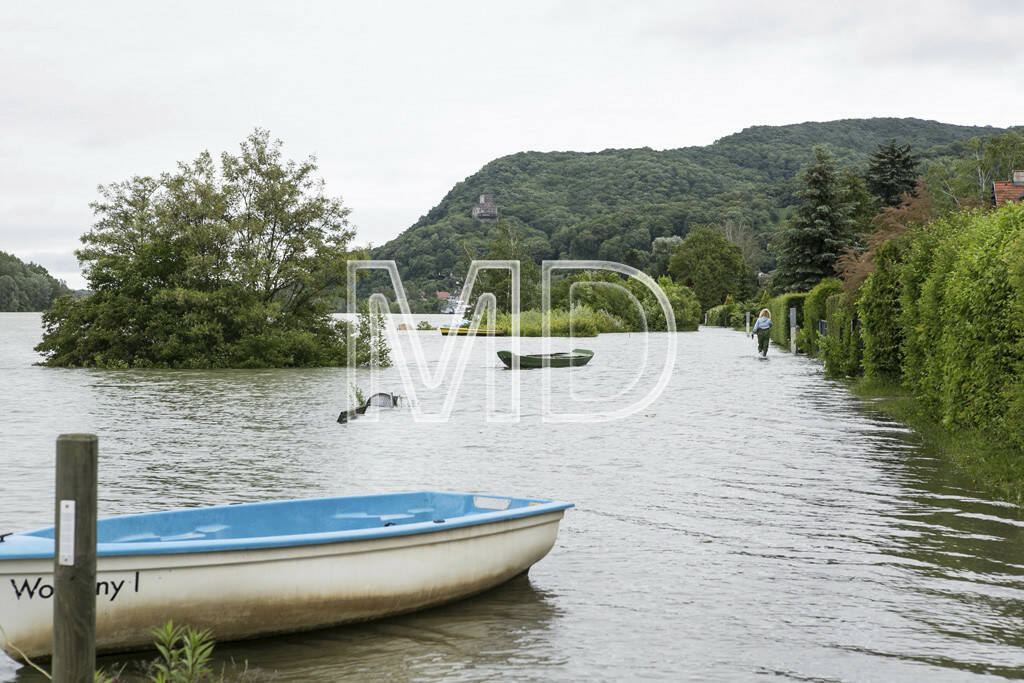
{"left": 2, "top": 316, "right": 1024, "bottom": 681}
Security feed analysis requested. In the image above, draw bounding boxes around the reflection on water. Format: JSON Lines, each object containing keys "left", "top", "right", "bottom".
{"left": 207, "top": 574, "right": 559, "bottom": 682}
{"left": 3, "top": 313, "right": 1024, "bottom": 681}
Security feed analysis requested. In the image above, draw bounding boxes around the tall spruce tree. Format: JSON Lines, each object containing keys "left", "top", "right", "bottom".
{"left": 865, "top": 139, "right": 919, "bottom": 207}
{"left": 771, "top": 147, "right": 855, "bottom": 293}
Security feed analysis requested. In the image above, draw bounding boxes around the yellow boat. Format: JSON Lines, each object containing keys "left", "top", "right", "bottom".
{"left": 439, "top": 326, "right": 507, "bottom": 336}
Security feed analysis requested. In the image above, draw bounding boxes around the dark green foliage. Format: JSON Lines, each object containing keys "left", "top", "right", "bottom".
{"left": 667, "top": 226, "right": 754, "bottom": 311}
{"left": 858, "top": 239, "right": 906, "bottom": 380}
{"left": 373, "top": 119, "right": 1010, "bottom": 295}
{"left": 819, "top": 293, "right": 863, "bottom": 378}
{"left": 797, "top": 278, "right": 843, "bottom": 356}
{"left": 866, "top": 140, "right": 919, "bottom": 207}
{"left": 654, "top": 276, "right": 702, "bottom": 331}
{"left": 767, "top": 292, "right": 807, "bottom": 348}
{"left": 838, "top": 169, "right": 877, "bottom": 242}
{"left": 35, "top": 130, "right": 384, "bottom": 369}
{"left": 470, "top": 220, "right": 541, "bottom": 312}
{"left": 649, "top": 235, "right": 684, "bottom": 277}
{"left": 771, "top": 147, "right": 856, "bottom": 293}
{"left": 0, "top": 251, "right": 72, "bottom": 311}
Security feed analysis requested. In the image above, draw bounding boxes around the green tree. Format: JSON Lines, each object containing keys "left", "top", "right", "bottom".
{"left": 36, "top": 130, "right": 384, "bottom": 368}
{"left": 924, "top": 131, "right": 1024, "bottom": 211}
{"left": 471, "top": 220, "right": 541, "bottom": 312}
{"left": 866, "top": 139, "right": 919, "bottom": 207}
{"left": 839, "top": 168, "right": 876, "bottom": 241}
{"left": 667, "top": 226, "right": 753, "bottom": 311}
{"left": 648, "top": 235, "right": 683, "bottom": 277}
{"left": 771, "top": 147, "right": 856, "bottom": 292}
{"left": 709, "top": 219, "right": 766, "bottom": 272}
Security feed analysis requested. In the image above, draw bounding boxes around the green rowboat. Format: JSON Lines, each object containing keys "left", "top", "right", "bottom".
{"left": 497, "top": 349, "right": 594, "bottom": 369}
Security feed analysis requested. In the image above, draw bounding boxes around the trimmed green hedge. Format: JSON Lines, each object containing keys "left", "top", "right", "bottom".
{"left": 798, "top": 278, "right": 842, "bottom": 357}
{"left": 899, "top": 204, "right": 1024, "bottom": 448}
{"left": 705, "top": 300, "right": 759, "bottom": 328}
{"left": 820, "top": 292, "right": 862, "bottom": 378}
{"left": 825, "top": 204, "right": 1024, "bottom": 448}
{"left": 767, "top": 292, "right": 807, "bottom": 349}
{"left": 859, "top": 239, "right": 906, "bottom": 381}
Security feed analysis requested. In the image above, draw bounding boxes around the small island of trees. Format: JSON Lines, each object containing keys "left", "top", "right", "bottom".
{"left": 35, "top": 130, "right": 385, "bottom": 369}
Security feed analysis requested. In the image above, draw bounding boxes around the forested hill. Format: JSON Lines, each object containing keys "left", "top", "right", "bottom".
{"left": 372, "top": 117, "right": 1014, "bottom": 291}
{"left": 0, "top": 251, "right": 73, "bottom": 311}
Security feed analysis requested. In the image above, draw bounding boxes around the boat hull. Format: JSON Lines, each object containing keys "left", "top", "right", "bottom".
{"left": 497, "top": 349, "right": 594, "bottom": 369}
{"left": 1, "top": 502, "right": 567, "bottom": 659}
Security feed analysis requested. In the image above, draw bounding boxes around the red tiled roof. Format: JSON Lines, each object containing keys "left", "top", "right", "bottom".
{"left": 435, "top": 291, "right": 451, "bottom": 299}
{"left": 993, "top": 181, "right": 1024, "bottom": 206}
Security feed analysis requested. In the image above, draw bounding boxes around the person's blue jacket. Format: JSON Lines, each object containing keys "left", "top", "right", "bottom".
{"left": 751, "top": 316, "right": 772, "bottom": 336}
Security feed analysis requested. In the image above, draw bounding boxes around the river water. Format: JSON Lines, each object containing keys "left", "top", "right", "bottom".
{"left": 2, "top": 312, "right": 1023, "bottom": 681}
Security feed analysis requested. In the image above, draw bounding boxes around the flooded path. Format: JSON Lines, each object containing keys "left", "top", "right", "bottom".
{"left": 2, "top": 313, "right": 1023, "bottom": 680}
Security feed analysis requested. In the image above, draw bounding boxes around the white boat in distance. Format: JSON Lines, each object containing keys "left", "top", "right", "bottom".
{"left": 0, "top": 491, "right": 572, "bottom": 659}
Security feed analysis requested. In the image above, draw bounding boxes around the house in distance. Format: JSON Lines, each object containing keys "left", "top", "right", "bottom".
{"left": 471, "top": 194, "right": 498, "bottom": 220}
{"left": 993, "top": 170, "right": 1024, "bottom": 206}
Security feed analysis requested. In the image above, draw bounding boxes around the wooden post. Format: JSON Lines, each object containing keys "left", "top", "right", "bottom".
{"left": 53, "top": 434, "right": 97, "bottom": 683}
{"left": 745, "top": 311, "right": 750, "bottom": 334}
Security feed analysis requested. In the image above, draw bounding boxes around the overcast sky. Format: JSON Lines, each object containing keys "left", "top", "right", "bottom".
{"left": 2, "top": 0, "right": 1022, "bottom": 289}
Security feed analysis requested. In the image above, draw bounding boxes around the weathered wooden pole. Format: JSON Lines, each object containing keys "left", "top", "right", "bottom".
{"left": 789, "top": 307, "right": 798, "bottom": 354}
{"left": 53, "top": 434, "right": 97, "bottom": 683}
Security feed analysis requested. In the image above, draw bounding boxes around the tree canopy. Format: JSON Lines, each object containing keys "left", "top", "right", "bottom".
{"left": 771, "top": 147, "right": 857, "bottom": 293}
{"left": 667, "top": 226, "right": 754, "bottom": 311}
{"left": 866, "top": 139, "right": 919, "bottom": 208}
{"left": 467, "top": 220, "right": 541, "bottom": 313}
{"left": 36, "top": 130, "right": 382, "bottom": 368}
{"left": 0, "top": 251, "right": 72, "bottom": 311}
{"left": 923, "top": 131, "right": 1024, "bottom": 211}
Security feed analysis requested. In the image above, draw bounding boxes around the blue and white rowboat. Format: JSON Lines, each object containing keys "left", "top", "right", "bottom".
{"left": 0, "top": 491, "right": 572, "bottom": 659}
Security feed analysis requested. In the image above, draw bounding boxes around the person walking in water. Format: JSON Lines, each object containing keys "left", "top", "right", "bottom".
{"left": 751, "top": 308, "right": 772, "bottom": 357}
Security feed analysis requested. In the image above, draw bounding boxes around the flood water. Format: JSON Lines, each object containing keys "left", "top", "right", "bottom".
{"left": 2, "top": 312, "right": 1024, "bottom": 681}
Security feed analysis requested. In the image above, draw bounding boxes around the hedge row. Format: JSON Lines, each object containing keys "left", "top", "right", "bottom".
{"left": 798, "top": 278, "right": 842, "bottom": 356}
{"left": 897, "top": 204, "right": 1024, "bottom": 448}
{"left": 705, "top": 301, "right": 760, "bottom": 328}
{"left": 819, "top": 292, "right": 861, "bottom": 378}
{"left": 767, "top": 292, "right": 807, "bottom": 348}
{"left": 821, "top": 203, "right": 1024, "bottom": 450}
